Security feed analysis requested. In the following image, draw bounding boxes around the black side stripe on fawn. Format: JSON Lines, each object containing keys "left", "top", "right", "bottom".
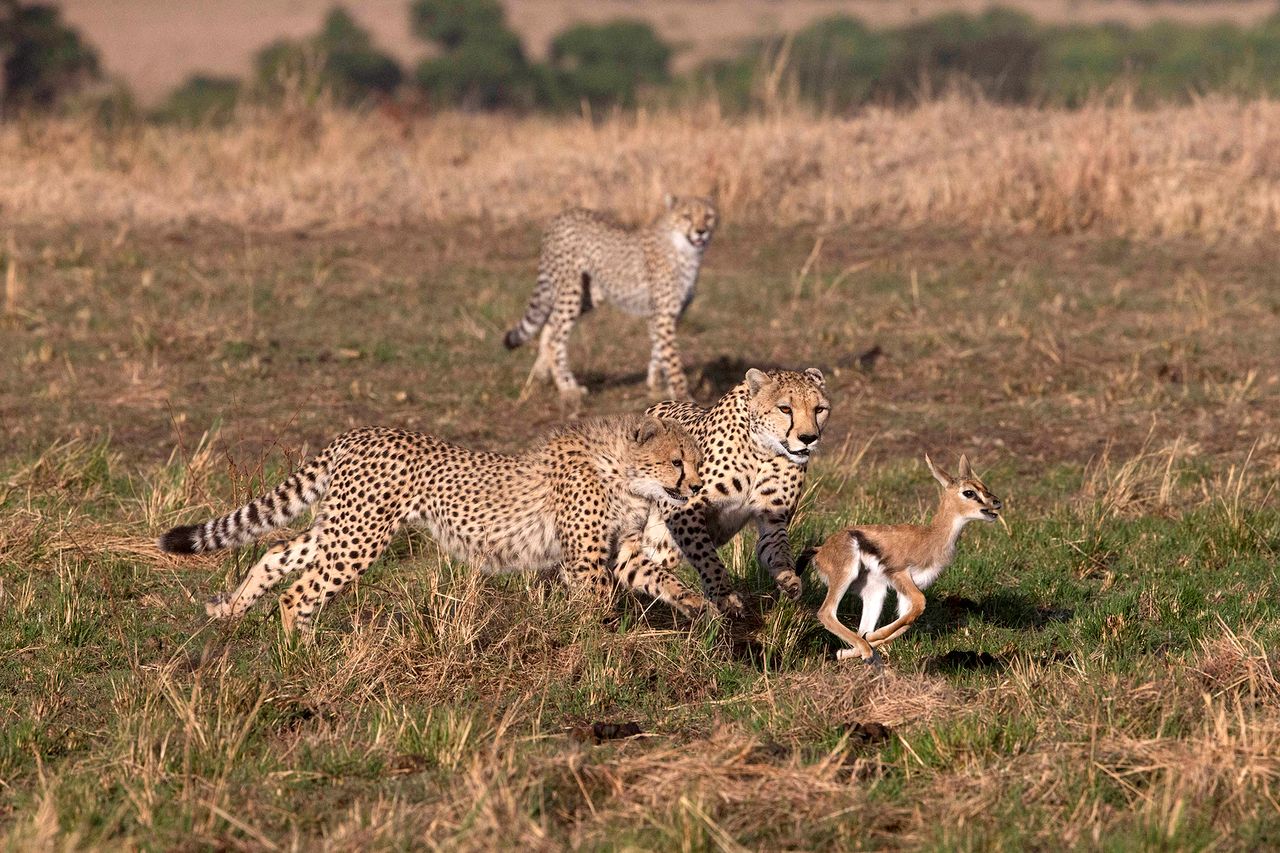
{"left": 850, "top": 530, "right": 881, "bottom": 559}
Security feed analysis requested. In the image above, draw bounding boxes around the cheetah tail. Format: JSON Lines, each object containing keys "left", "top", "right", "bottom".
{"left": 503, "top": 269, "right": 556, "bottom": 350}
{"left": 158, "top": 450, "right": 333, "bottom": 555}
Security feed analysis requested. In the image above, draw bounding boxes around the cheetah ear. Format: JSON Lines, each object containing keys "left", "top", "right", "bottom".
{"left": 745, "top": 368, "right": 772, "bottom": 396}
{"left": 803, "top": 367, "right": 826, "bottom": 390}
{"left": 632, "top": 416, "right": 664, "bottom": 446}
{"left": 925, "top": 453, "right": 953, "bottom": 487}
{"left": 664, "top": 193, "right": 675, "bottom": 210}
{"left": 957, "top": 454, "right": 974, "bottom": 479}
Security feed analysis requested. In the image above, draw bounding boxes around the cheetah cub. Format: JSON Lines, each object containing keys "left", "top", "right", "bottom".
{"left": 798, "top": 455, "right": 1003, "bottom": 664}
{"left": 504, "top": 194, "right": 718, "bottom": 407}
{"left": 158, "top": 416, "right": 705, "bottom": 636}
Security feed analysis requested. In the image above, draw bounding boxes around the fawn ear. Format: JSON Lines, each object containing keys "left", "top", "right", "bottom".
{"left": 745, "top": 368, "right": 771, "bottom": 396}
{"left": 632, "top": 417, "right": 664, "bottom": 446}
{"left": 664, "top": 193, "right": 675, "bottom": 210}
{"left": 803, "top": 367, "right": 826, "bottom": 390}
{"left": 957, "top": 454, "right": 974, "bottom": 479}
{"left": 925, "top": 453, "right": 952, "bottom": 487}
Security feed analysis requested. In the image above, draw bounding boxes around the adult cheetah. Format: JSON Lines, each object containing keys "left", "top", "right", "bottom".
{"left": 613, "top": 368, "right": 831, "bottom": 616}
{"left": 503, "top": 195, "right": 718, "bottom": 406}
{"left": 158, "top": 416, "right": 705, "bottom": 635}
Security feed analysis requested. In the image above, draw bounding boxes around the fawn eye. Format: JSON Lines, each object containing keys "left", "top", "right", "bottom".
{"left": 778, "top": 405, "right": 792, "bottom": 415}
{"left": 962, "top": 489, "right": 977, "bottom": 500}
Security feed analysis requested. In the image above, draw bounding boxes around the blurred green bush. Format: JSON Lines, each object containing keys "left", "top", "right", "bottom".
{"left": 547, "top": 20, "right": 671, "bottom": 109}
{"left": 0, "top": 0, "right": 100, "bottom": 110}
{"left": 255, "top": 7, "right": 402, "bottom": 105}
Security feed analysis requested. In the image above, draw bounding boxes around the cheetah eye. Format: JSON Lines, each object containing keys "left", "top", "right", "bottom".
{"left": 671, "top": 459, "right": 683, "bottom": 469}
{"left": 815, "top": 405, "right": 828, "bottom": 415}
{"left": 777, "top": 405, "right": 792, "bottom": 415}
{"left": 962, "top": 489, "right": 977, "bottom": 500}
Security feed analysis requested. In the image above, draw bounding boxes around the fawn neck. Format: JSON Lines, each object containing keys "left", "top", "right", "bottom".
{"left": 924, "top": 493, "right": 973, "bottom": 567}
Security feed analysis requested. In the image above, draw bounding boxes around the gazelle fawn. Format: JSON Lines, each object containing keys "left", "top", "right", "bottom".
{"left": 799, "top": 454, "right": 1003, "bottom": 664}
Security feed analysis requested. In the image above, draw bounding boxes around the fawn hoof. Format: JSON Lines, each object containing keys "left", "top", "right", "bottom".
{"left": 837, "top": 647, "right": 884, "bottom": 671}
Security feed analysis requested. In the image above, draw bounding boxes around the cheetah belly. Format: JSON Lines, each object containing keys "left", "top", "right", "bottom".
{"left": 408, "top": 503, "right": 562, "bottom": 575}
{"left": 600, "top": 273, "right": 653, "bottom": 317}
{"left": 706, "top": 499, "right": 755, "bottom": 548}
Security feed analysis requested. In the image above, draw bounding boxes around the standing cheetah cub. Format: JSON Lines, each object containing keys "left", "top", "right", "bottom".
{"left": 798, "top": 455, "right": 1003, "bottom": 664}
{"left": 504, "top": 195, "right": 718, "bottom": 406}
{"left": 158, "top": 416, "right": 705, "bottom": 635}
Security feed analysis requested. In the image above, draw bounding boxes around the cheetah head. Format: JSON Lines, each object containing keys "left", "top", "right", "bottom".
{"left": 743, "top": 368, "right": 830, "bottom": 466}
{"left": 662, "top": 194, "right": 718, "bottom": 251}
{"left": 626, "top": 416, "right": 704, "bottom": 507}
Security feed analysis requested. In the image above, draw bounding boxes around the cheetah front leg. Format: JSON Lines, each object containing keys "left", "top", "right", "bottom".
{"left": 647, "top": 312, "right": 689, "bottom": 399}
{"left": 755, "top": 513, "right": 804, "bottom": 601}
{"left": 665, "top": 504, "right": 745, "bottom": 617}
{"left": 613, "top": 536, "right": 707, "bottom": 619}
{"left": 559, "top": 547, "right": 617, "bottom": 610}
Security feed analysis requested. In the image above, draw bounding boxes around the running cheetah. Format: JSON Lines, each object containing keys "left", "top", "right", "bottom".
{"left": 504, "top": 195, "right": 718, "bottom": 406}
{"left": 158, "top": 416, "right": 706, "bottom": 635}
{"left": 613, "top": 368, "right": 830, "bottom": 616}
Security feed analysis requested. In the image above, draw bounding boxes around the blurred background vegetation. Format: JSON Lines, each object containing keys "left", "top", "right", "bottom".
{"left": 8, "top": 0, "right": 1280, "bottom": 122}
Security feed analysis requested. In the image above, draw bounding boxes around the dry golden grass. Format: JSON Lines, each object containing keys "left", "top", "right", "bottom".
{"left": 7, "top": 96, "right": 1280, "bottom": 240}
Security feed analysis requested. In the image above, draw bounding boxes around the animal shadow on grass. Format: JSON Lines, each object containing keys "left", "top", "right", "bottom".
{"left": 919, "top": 591, "right": 1074, "bottom": 636}
{"left": 581, "top": 347, "right": 883, "bottom": 400}
{"left": 811, "top": 590, "right": 1074, "bottom": 667}
{"left": 579, "top": 356, "right": 753, "bottom": 398}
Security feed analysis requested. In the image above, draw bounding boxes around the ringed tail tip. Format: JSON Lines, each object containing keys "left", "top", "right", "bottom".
{"left": 158, "top": 524, "right": 199, "bottom": 554}
{"left": 503, "top": 329, "right": 523, "bottom": 350}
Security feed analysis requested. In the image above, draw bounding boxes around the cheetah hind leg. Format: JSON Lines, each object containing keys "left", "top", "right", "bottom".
{"left": 646, "top": 350, "right": 665, "bottom": 395}
{"left": 517, "top": 329, "right": 556, "bottom": 403}
{"left": 205, "top": 529, "right": 318, "bottom": 620}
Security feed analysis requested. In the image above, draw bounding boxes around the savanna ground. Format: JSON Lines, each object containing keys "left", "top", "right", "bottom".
{"left": 2, "top": 101, "right": 1280, "bottom": 849}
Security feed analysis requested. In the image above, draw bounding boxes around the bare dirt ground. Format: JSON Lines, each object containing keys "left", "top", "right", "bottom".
{"left": 4, "top": 221, "right": 1276, "bottom": 490}
{"left": 58, "top": 0, "right": 1280, "bottom": 103}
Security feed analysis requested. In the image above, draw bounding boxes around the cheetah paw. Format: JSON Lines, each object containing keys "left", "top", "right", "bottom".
{"left": 673, "top": 592, "right": 710, "bottom": 619}
{"left": 558, "top": 386, "right": 586, "bottom": 418}
{"left": 712, "top": 592, "right": 746, "bottom": 619}
{"left": 205, "top": 592, "right": 235, "bottom": 619}
{"left": 774, "top": 570, "right": 804, "bottom": 601}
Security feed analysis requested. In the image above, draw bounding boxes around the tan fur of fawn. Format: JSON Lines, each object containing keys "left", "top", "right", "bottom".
{"left": 798, "top": 455, "right": 1002, "bottom": 665}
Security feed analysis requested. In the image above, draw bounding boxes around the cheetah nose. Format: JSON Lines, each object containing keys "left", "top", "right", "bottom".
{"left": 799, "top": 433, "right": 819, "bottom": 446}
